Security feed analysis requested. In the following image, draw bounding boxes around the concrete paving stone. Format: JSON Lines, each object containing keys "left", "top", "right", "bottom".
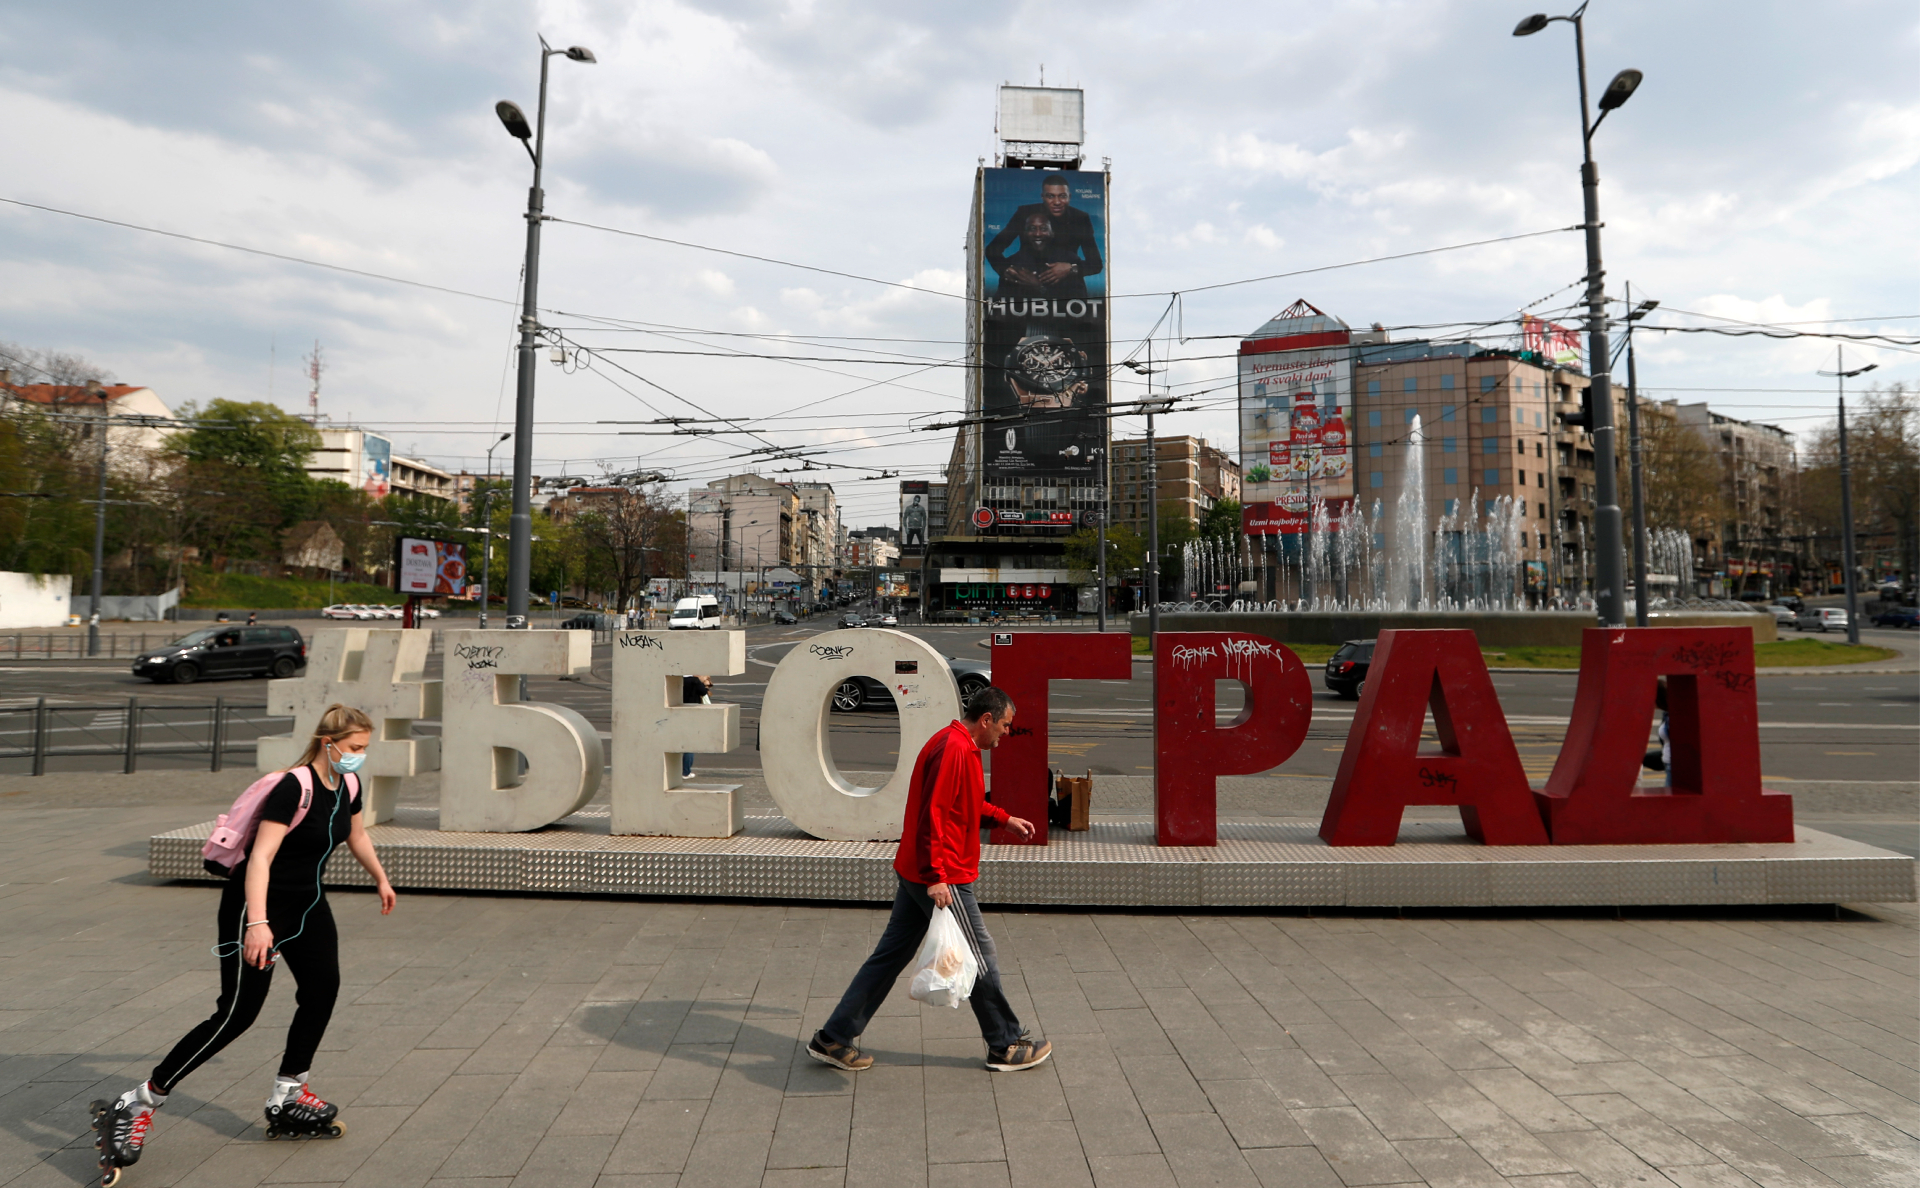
{"left": 1088, "top": 1153, "right": 1181, "bottom": 1188}
{"left": 922, "top": 1084, "right": 1005, "bottom": 1166}
{"left": 1288, "top": 1025, "right": 1392, "bottom": 1079}
{"left": 1059, "top": 1076, "right": 1161, "bottom": 1159}
{"left": 999, "top": 1117, "right": 1093, "bottom": 1188}
{"left": 1147, "top": 1111, "right": 1262, "bottom": 1188}
{"left": 988, "top": 1059, "right": 1072, "bottom": 1125}
{"left": 847, "top": 1124, "right": 929, "bottom": 1188}
{"left": 1288, "top": 1106, "right": 1422, "bottom": 1186}
{"left": 1119, "top": 1054, "right": 1214, "bottom": 1118}
{"left": 1165, "top": 1029, "right": 1256, "bottom": 1082}
{"left": 1077, "top": 973, "right": 1148, "bottom": 1012}
{"left": 1138, "top": 987, "right": 1220, "bottom": 1035}
{"left": 604, "top": 1100, "right": 707, "bottom": 1175}
{"left": 677, "top": 1126, "right": 773, "bottom": 1188}
{"left": 763, "top": 1168, "right": 847, "bottom": 1188}
{"left": 1329, "top": 1075, "right": 1455, "bottom": 1141}
{"left": 1504, "top": 1177, "right": 1600, "bottom": 1188}
{"left": 1539, "top": 1128, "right": 1689, "bottom": 1188}
{"left": 1247, "top": 1047, "right": 1351, "bottom": 1110}
{"left": 1393, "top": 1137, "right": 1510, "bottom": 1188}
{"left": 1460, "top": 1067, "right": 1597, "bottom": 1134}
{"left": 543, "top": 1070, "right": 649, "bottom": 1136}
{"left": 1196, "top": 1002, "right": 1295, "bottom": 1053}
{"left": 1197, "top": 1078, "right": 1310, "bottom": 1149}
{"left": 433, "top": 1088, "right": 566, "bottom": 1180}
{"left": 1656, "top": 1167, "right": 1766, "bottom": 1188}
{"left": 1593, "top": 1062, "right": 1861, "bottom": 1162}
{"left": 1095, "top": 1009, "right": 1180, "bottom": 1059}
{"left": 262, "top": 1105, "right": 412, "bottom": 1183}
{"left": 576, "top": 1176, "right": 679, "bottom": 1188}
{"left": 927, "top": 1161, "right": 1011, "bottom": 1188}
{"left": 767, "top": 1092, "right": 853, "bottom": 1169}
{"left": 640, "top": 1044, "right": 734, "bottom": 1102}
{"left": 505, "top": 1132, "right": 616, "bottom": 1188}
{"left": 1664, "top": 1117, "right": 1868, "bottom": 1188}
{"left": 1800, "top": 1153, "right": 1918, "bottom": 1188}
{"left": 1563, "top": 1094, "right": 1728, "bottom": 1169}
{"left": 1241, "top": 1145, "right": 1357, "bottom": 1188}
{"left": 1424, "top": 1089, "right": 1580, "bottom": 1177}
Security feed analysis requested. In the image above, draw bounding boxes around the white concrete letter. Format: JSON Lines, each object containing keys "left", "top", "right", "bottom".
{"left": 609, "top": 630, "right": 745, "bottom": 837}
{"left": 439, "top": 630, "right": 604, "bottom": 832}
{"left": 258, "top": 628, "right": 442, "bottom": 824}
{"left": 761, "top": 629, "right": 963, "bottom": 841}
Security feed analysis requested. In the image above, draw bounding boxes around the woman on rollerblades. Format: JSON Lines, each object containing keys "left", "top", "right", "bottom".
{"left": 92, "top": 704, "right": 397, "bottom": 1185}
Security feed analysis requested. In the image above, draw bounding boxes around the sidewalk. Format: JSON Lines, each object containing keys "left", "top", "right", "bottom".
{"left": 1, "top": 777, "right": 1914, "bottom": 1188}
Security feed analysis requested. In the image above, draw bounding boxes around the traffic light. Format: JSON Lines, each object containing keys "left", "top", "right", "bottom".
{"left": 1557, "top": 386, "right": 1596, "bottom": 433}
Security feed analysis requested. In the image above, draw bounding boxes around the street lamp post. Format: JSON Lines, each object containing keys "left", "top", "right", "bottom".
{"left": 1623, "top": 287, "right": 1658, "bottom": 625}
{"left": 496, "top": 38, "right": 595, "bottom": 630}
{"left": 1515, "top": 6, "right": 1643, "bottom": 627}
{"left": 473, "top": 431, "right": 510, "bottom": 628}
{"left": 1819, "top": 348, "right": 1877, "bottom": 646}
{"left": 85, "top": 381, "right": 109, "bottom": 656}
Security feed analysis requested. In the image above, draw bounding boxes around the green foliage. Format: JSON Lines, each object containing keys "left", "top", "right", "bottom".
{"left": 1200, "top": 497, "right": 1243, "bottom": 541}
{"left": 1063, "top": 523, "right": 1145, "bottom": 576}
{"left": 181, "top": 569, "right": 396, "bottom": 609}
{"left": 170, "top": 399, "right": 321, "bottom": 471}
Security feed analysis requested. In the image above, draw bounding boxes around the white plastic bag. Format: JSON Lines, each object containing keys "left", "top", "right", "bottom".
{"left": 908, "top": 905, "right": 980, "bottom": 1008}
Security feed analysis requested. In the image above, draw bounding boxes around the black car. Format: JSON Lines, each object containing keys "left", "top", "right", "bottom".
{"left": 772, "top": 607, "right": 799, "bottom": 625}
{"left": 132, "top": 626, "right": 308, "bottom": 684}
{"left": 559, "top": 612, "right": 617, "bottom": 630}
{"left": 1872, "top": 607, "right": 1919, "bottom": 629}
{"left": 832, "top": 655, "right": 992, "bottom": 713}
{"left": 837, "top": 614, "right": 867, "bottom": 629}
{"left": 1323, "top": 639, "right": 1374, "bottom": 699}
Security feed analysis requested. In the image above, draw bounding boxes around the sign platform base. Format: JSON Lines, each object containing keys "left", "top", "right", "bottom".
{"left": 149, "top": 810, "right": 1915, "bottom": 908}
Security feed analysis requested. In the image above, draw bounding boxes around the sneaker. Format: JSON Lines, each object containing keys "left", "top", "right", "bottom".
{"left": 986, "top": 1038, "right": 1052, "bottom": 1072}
{"left": 806, "top": 1030, "right": 874, "bottom": 1071}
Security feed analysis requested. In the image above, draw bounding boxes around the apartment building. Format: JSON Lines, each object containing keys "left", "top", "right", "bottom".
{"left": 1674, "top": 403, "right": 1795, "bottom": 596}
{"left": 688, "top": 474, "right": 801, "bottom": 572}
{"left": 1107, "top": 435, "right": 1241, "bottom": 532}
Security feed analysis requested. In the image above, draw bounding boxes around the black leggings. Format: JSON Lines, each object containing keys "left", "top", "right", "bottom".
{"left": 150, "top": 876, "right": 340, "bottom": 1092}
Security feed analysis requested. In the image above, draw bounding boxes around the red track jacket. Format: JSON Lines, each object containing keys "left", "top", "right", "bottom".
{"left": 894, "top": 719, "right": 1011, "bottom": 886}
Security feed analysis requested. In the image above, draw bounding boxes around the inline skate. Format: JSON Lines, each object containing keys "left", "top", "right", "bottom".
{"left": 263, "top": 1082, "right": 345, "bottom": 1140}
{"left": 88, "top": 1086, "right": 162, "bottom": 1187}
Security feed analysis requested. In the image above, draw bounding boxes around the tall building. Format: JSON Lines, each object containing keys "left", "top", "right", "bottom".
{"left": 786, "top": 480, "right": 842, "bottom": 585}
{"left": 686, "top": 475, "right": 838, "bottom": 593}
{"left": 1107, "top": 435, "right": 1240, "bottom": 532}
{"left": 0, "top": 382, "right": 176, "bottom": 470}
{"left": 1674, "top": 403, "right": 1796, "bottom": 597}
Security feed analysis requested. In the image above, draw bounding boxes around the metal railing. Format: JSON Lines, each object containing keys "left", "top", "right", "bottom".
{"left": 0, "top": 698, "right": 291, "bottom": 774}
{"left": 0, "top": 633, "right": 191, "bottom": 660}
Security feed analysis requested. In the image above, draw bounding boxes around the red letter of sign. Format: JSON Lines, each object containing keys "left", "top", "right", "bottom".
{"left": 1538, "top": 627, "right": 1792, "bottom": 844}
{"left": 1318, "top": 630, "right": 1547, "bottom": 846}
{"left": 1155, "top": 632, "right": 1311, "bottom": 847}
{"left": 987, "top": 632, "right": 1134, "bottom": 846}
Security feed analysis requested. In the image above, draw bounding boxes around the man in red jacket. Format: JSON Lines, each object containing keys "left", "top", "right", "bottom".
{"left": 808, "top": 687, "right": 1051, "bottom": 1073}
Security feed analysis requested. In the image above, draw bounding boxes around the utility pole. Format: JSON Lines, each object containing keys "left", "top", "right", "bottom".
{"left": 1623, "top": 283, "right": 1658, "bottom": 626}
{"left": 86, "top": 381, "right": 109, "bottom": 657}
{"left": 1096, "top": 442, "right": 1108, "bottom": 632}
{"left": 1821, "top": 346, "right": 1877, "bottom": 646}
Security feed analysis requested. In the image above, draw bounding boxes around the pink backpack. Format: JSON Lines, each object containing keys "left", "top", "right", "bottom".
{"left": 202, "top": 767, "right": 360, "bottom": 876}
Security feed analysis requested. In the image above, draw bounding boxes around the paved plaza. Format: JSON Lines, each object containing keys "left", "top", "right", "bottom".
{"left": 2, "top": 774, "right": 1915, "bottom": 1188}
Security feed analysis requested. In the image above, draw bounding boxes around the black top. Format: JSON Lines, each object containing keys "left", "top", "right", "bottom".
{"left": 240, "top": 765, "right": 358, "bottom": 889}
{"left": 682, "top": 675, "right": 709, "bottom": 704}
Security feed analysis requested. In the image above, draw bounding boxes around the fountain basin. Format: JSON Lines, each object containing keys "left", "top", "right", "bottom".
{"left": 1128, "top": 610, "right": 1777, "bottom": 649}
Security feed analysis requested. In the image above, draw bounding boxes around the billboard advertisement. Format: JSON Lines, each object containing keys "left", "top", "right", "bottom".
{"left": 900, "top": 480, "right": 930, "bottom": 550}
{"left": 1522, "top": 315, "right": 1582, "bottom": 369}
{"left": 1238, "top": 343, "right": 1353, "bottom": 534}
{"left": 361, "top": 432, "right": 393, "bottom": 499}
{"left": 977, "top": 167, "right": 1108, "bottom": 479}
{"left": 395, "top": 537, "right": 468, "bottom": 595}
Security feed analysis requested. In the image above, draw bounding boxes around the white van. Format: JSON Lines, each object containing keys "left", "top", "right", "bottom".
{"left": 668, "top": 595, "right": 724, "bottom": 630}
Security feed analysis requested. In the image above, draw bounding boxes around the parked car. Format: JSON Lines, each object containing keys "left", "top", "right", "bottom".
{"left": 668, "top": 595, "right": 723, "bottom": 630}
{"left": 559, "top": 612, "right": 616, "bottom": 630}
{"left": 1323, "top": 639, "right": 1375, "bottom": 699}
{"left": 415, "top": 605, "right": 441, "bottom": 619}
{"left": 837, "top": 613, "right": 867, "bottom": 629}
{"left": 772, "top": 607, "right": 799, "bottom": 625}
{"left": 132, "top": 626, "right": 307, "bottom": 684}
{"left": 1795, "top": 607, "right": 1851, "bottom": 633}
{"left": 1767, "top": 604, "right": 1796, "bottom": 629}
{"left": 320, "top": 604, "right": 365, "bottom": 620}
{"left": 832, "top": 654, "right": 992, "bottom": 713}
{"left": 1871, "top": 606, "right": 1919, "bottom": 629}
{"left": 876, "top": 612, "right": 899, "bottom": 627}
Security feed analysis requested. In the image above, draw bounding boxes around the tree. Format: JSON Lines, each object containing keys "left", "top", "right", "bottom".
{"left": 574, "top": 485, "right": 682, "bottom": 612}
{"left": 1798, "top": 383, "right": 1918, "bottom": 592}
{"left": 1062, "top": 523, "right": 1144, "bottom": 578}
{"left": 166, "top": 400, "right": 323, "bottom": 565}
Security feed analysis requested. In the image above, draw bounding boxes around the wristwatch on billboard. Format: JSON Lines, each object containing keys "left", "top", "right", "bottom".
{"left": 1008, "top": 334, "right": 1089, "bottom": 409}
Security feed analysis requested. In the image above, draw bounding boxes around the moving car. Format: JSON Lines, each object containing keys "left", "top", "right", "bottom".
{"left": 1767, "top": 604, "right": 1796, "bottom": 629}
{"left": 877, "top": 612, "right": 899, "bottom": 627}
{"left": 1323, "top": 639, "right": 1375, "bottom": 699}
{"left": 1795, "top": 607, "right": 1851, "bottom": 633}
{"left": 837, "top": 613, "right": 867, "bottom": 629}
{"left": 668, "top": 596, "right": 723, "bottom": 630}
{"left": 321, "top": 604, "right": 376, "bottom": 620}
{"left": 772, "top": 607, "right": 799, "bottom": 625}
{"left": 1871, "top": 606, "right": 1919, "bottom": 629}
{"left": 132, "top": 626, "right": 308, "bottom": 684}
{"left": 832, "top": 654, "right": 992, "bottom": 713}
{"left": 559, "top": 612, "right": 616, "bottom": 630}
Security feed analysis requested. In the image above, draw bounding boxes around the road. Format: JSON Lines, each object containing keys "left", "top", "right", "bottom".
{"left": 1, "top": 621, "right": 1914, "bottom": 786}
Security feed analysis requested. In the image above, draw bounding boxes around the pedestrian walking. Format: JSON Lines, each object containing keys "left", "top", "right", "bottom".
{"left": 808, "top": 687, "right": 1051, "bottom": 1073}
{"left": 246, "top": 611, "right": 258, "bottom": 626}
{"left": 90, "top": 704, "right": 397, "bottom": 1183}
{"left": 681, "top": 674, "right": 712, "bottom": 778}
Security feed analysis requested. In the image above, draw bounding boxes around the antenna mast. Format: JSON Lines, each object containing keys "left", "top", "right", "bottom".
{"left": 304, "top": 342, "right": 324, "bottom": 421}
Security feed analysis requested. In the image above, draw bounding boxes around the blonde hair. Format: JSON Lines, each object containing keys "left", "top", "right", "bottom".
{"left": 293, "top": 704, "right": 375, "bottom": 770}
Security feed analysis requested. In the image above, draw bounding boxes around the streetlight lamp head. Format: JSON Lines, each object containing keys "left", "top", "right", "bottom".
{"left": 1598, "top": 68, "right": 1643, "bottom": 111}
{"left": 1512, "top": 13, "right": 1551, "bottom": 36}
{"left": 495, "top": 100, "right": 533, "bottom": 140}
{"left": 564, "top": 45, "right": 596, "bottom": 62}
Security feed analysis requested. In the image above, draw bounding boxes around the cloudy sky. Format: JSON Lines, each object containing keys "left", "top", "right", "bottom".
{"left": 3, "top": 0, "right": 1914, "bottom": 528}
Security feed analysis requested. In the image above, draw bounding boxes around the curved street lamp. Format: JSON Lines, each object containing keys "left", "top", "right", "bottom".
{"left": 497, "top": 37, "right": 595, "bottom": 629}
{"left": 1514, "top": 4, "right": 1643, "bottom": 627}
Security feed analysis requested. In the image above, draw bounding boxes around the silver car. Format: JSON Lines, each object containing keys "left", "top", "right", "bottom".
{"left": 1794, "top": 607, "right": 1850, "bottom": 632}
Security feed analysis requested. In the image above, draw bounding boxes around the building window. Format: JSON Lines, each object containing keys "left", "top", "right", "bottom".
{"left": 1368, "top": 380, "right": 1381, "bottom": 397}
{"left": 1444, "top": 498, "right": 1457, "bottom": 515}
{"left": 1480, "top": 376, "right": 1497, "bottom": 393}
{"left": 1441, "top": 404, "right": 1455, "bottom": 421}
{"left": 1515, "top": 408, "right": 1525, "bottom": 425}
{"left": 1403, "top": 377, "right": 1417, "bottom": 393}
{"left": 1518, "top": 469, "right": 1526, "bottom": 484}
{"left": 1369, "top": 442, "right": 1383, "bottom": 458}
{"left": 1538, "top": 473, "right": 1545, "bottom": 489}
{"left": 1373, "top": 532, "right": 1386, "bottom": 549}
{"left": 1534, "top": 411, "right": 1544, "bottom": 427}
{"left": 1539, "top": 503, "right": 1546, "bottom": 518}
{"left": 1442, "top": 437, "right": 1456, "bottom": 453}
{"left": 1368, "top": 409, "right": 1381, "bottom": 427}
{"left": 1536, "top": 441, "right": 1543, "bottom": 457}
{"left": 1481, "top": 437, "right": 1497, "bottom": 454}
{"left": 1404, "top": 409, "right": 1417, "bottom": 423}
{"left": 1443, "top": 467, "right": 1459, "bottom": 484}
{"left": 1515, "top": 439, "right": 1525, "bottom": 455}
{"left": 1538, "top": 532, "right": 1546, "bottom": 548}
{"left": 1370, "top": 472, "right": 1384, "bottom": 488}
{"left": 1441, "top": 375, "right": 1456, "bottom": 390}
{"left": 1486, "top": 468, "right": 1501, "bottom": 486}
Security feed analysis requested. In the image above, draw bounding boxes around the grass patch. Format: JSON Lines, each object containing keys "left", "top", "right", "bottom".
{"left": 183, "top": 570, "right": 397, "bottom": 609}
{"left": 1751, "top": 638, "right": 1897, "bottom": 667}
